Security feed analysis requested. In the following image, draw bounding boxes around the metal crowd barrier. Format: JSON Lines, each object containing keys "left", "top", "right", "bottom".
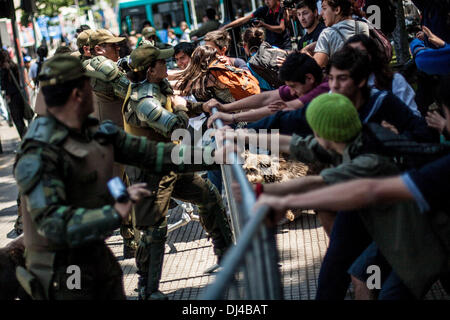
{"left": 198, "top": 108, "right": 283, "bottom": 300}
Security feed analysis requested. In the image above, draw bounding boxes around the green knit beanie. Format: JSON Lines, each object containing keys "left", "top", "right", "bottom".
{"left": 306, "top": 93, "right": 362, "bottom": 142}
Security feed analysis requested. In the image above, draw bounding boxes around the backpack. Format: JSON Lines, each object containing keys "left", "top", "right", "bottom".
{"left": 357, "top": 17, "right": 393, "bottom": 63}
{"left": 362, "top": 122, "right": 450, "bottom": 170}
{"left": 333, "top": 19, "right": 393, "bottom": 63}
{"left": 208, "top": 60, "right": 261, "bottom": 100}
{"left": 247, "top": 41, "right": 287, "bottom": 89}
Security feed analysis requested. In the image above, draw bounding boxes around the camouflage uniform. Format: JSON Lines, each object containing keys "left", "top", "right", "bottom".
{"left": 84, "top": 29, "right": 137, "bottom": 257}
{"left": 13, "top": 55, "right": 221, "bottom": 300}
{"left": 123, "top": 45, "right": 233, "bottom": 300}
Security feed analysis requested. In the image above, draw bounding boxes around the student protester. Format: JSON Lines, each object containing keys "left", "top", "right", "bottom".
{"left": 204, "top": 30, "right": 248, "bottom": 71}
{"left": 253, "top": 75, "right": 450, "bottom": 300}
{"left": 176, "top": 46, "right": 253, "bottom": 104}
{"left": 168, "top": 42, "right": 197, "bottom": 86}
{"left": 207, "top": 52, "right": 329, "bottom": 129}
{"left": 220, "top": 0, "right": 292, "bottom": 50}
{"left": 345, "top": 34, "right": 421, "bottom": 117}
{"left": 239, "top": 27, "right": 286, "bottom": 91}
{"left": 296, "top": 0, "right": 326, "bottom": 49}
{"left": 225, "top": 92, "right": 426, "bottom": 299}
{"left": 309, "top": 0, "right": 369, "bottom": 68}
{"left": 173, "top": 42, "right": 196, "bottom": 70}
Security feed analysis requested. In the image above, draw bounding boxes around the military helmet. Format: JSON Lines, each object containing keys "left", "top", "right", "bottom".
{"left": 89, "top": 29, "right": 124, "bottom": 48}
{"left": 76, "top": 29, "right": 95, "bottom": 49}
{"left": 142, "top": 26, "right": 157, "bottom": 38}
{"left": 128, "top": 44, "right": 174, "bottom": 72}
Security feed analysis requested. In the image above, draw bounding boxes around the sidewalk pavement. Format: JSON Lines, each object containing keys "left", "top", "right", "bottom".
{"left": 0, "top": 119, "right": 448, "bottom": 300}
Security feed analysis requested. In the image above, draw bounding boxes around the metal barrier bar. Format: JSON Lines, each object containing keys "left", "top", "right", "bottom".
{"left": 198, "top": 108, "right": 283, "bottom": 300}
{"left": 199, "top": 205, "right": 270, "bottom": 300}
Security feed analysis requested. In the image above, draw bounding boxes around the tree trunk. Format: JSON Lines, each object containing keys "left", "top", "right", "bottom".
{"left": 392, "top": 0, "right": 410, "bottom": 65}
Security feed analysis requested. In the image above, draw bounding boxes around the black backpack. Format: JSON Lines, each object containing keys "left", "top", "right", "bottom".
{"left": 362, "top": 122, "right": 450, "bottom": 170}
{"left": 248, "top": 41, "right": 287, "bottom": 89}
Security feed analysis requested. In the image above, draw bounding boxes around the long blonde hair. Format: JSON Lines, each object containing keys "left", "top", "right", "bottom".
{"left": 176, "top": 45, "right": 219, "bottom": 100}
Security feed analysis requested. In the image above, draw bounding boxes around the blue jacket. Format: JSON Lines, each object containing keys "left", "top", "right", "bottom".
{"left": 410, "top": 38, "right": 450, "bottom": 75}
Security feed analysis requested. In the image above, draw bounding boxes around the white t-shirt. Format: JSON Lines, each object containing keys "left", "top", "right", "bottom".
{"left": 314, "top": 19, "right": 370, "bottom": 57}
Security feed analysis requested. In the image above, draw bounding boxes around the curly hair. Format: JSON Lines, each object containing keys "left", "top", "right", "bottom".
{"left": 204, "top": 30, "right": 231, "bottom": 52}
{"left": 175, "top": 45, "right": 219, "bottom": 99}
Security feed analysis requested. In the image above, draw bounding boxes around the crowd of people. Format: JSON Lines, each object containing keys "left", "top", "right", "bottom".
{"left": 0, "top": 0, "right": 449, "bottom": 301}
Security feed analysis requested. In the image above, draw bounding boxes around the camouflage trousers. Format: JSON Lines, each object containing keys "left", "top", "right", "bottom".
{"left": 125, "top": 166, "right": 233, "bottom": 293}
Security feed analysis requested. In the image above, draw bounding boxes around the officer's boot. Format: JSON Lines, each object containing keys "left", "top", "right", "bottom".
{"left": 198, "top": 180, "right": 234, "bottom": 264}
{"left": 146, "top": 240, "right": 168, "bottom": 300}
{"left": 135, "top": 237, "right": 150, "bottom": 300}
{"left": 145, "top": 225, "right": 168, "bottom": 300}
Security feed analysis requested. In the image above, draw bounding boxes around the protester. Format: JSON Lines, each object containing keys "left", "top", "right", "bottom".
{"left": 207, "top": 52, "right": 328, "bottom": 128}
{"left": 241, "top": 27, "right": 287, "bottom": 91}
{"left": 173, "top": 42, "right": 196, "bottom": 70}
{"left": 204, "top": 30, "right": 248, "bottom": 70}
{"left": 253, "top": 75, "right": 450, "bottom": 300}
{"left": 225, "top": 92, "right": 421, "bottom": 299}
{"left": 176, "top": 45, "right": 259, "bottom": 103}
{"left": 310, "top": 0, "right": 369, "bottom": 68}
{"left": 345, "top": 34, "right": 421, "bottom": 116}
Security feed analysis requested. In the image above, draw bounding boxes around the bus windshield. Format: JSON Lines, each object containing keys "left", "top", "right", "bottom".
{"left": 152, "top": 1, "right": 185, "bottom": 29}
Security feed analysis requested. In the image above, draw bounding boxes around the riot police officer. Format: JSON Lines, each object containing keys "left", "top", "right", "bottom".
{"left": 123, "top": 44, "right": 233, "bottom": 300}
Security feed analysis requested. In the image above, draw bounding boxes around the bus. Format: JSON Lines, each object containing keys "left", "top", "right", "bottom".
{"left": 118, "top": 0, "right": 192, "bottom": 35}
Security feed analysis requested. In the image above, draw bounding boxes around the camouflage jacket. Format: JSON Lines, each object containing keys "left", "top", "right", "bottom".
{"left": 14, "top": 115, "right": 217, "bottom": 250}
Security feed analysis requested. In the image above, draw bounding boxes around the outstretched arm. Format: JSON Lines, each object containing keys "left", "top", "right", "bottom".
{"left": 203, "top": 90, "right": 282, "bottom": 113}
{"left": 220, "top": 15, "right": 253, "bottom": 31}
{"left": 255, "top": 176, "right": 411, "bottom": 215}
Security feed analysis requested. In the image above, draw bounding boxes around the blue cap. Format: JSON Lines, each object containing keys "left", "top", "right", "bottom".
{"left": 24, "top": 55, "right": 32, "bottom": 63}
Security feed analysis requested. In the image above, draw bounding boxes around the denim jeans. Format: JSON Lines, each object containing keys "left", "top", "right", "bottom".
{"left": 207, "top": 170, "right": 222, "bottom": 194}
{"left": 349, "top": 242, "right": 415, "bottom": 300}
